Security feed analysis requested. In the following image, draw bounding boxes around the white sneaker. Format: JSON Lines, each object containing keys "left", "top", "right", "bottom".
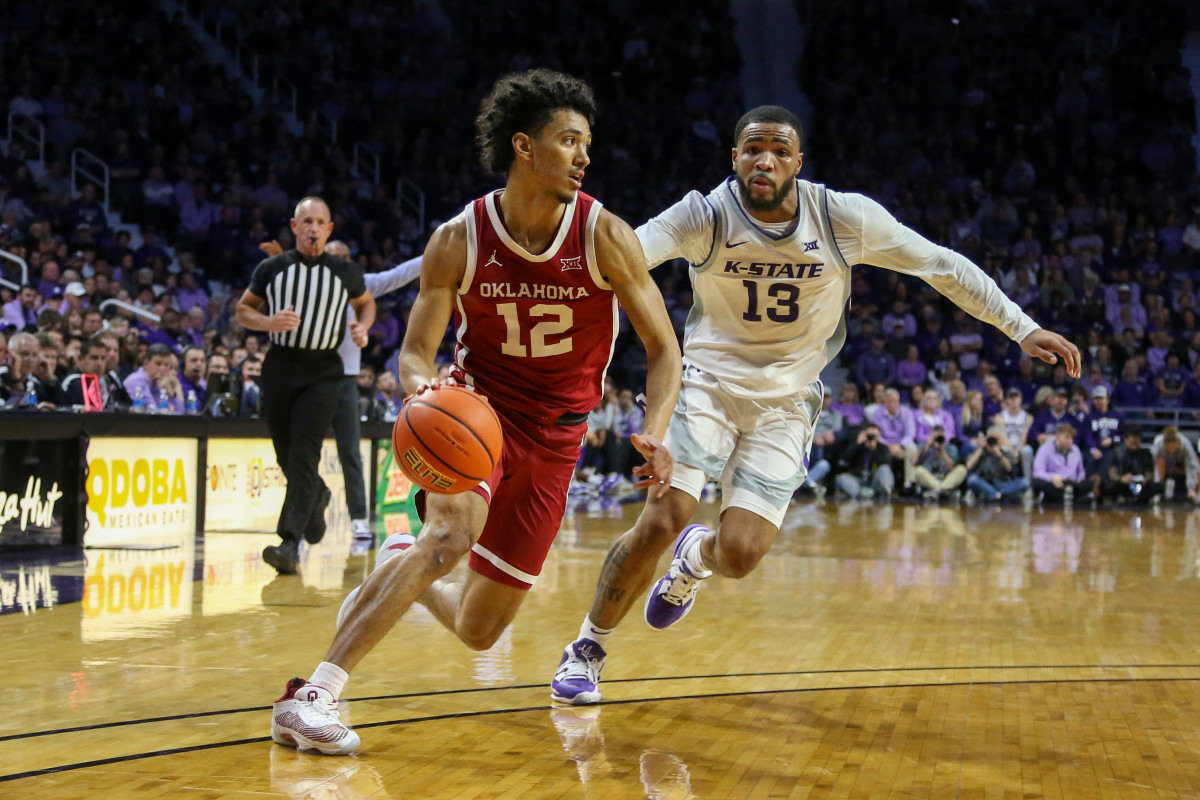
{"left": 349, "top": 519, "right": 373, "bottom": 557}
{"left": 644, "top": 525, "right": 712, "bottom": 630}
{"left": 271, "top": 678, "right": 359, "bottom": 755}
{"left": 337, "top": 534, "right": 416, "bottom": 629}
{"left": 551, "top": 638, "right": 606, "bottom": 705}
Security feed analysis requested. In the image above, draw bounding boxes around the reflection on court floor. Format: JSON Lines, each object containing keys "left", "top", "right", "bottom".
{"left": 5, "top": 500, "right": 1200, "bottom": 797}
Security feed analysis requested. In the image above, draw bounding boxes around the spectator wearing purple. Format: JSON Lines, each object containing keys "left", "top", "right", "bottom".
{"left": 914, "top": 391, "right": 957, "bottom": 446}
{"left": 881, "top": 300, "right": 916, "bottom": 339}
{"left": 1008, "top": 269, "right": 1040, "bottom": 309}
{"left": 1184, "top": 360, "right": 1200, "bottom": 408}
{"left": 364, "top": 302, "right": 401, "bottom": 366}
{"left": 1105, "top": 284, "right": 1148, "bottom": 333}
{"left": 142, "top": 309, "right": 185, "bottom": 355}
{"left": 3, "top": 284, "right": 39, "bottom": 331}
{"left": 1079, "top": 362, "right": 1113, "bottom": 400}
{"left": 832, "top": 383, "right": 864, "bottom": 429}
{"left": 855, "top": 334, "right": 895, "bottom": 392}
{"left": 949, "top": 317, "right": 983, "bottom": 374}
{"left": 845, "top": 317, "right": 878, "bottom": 363}
{"left": 871, "top": 388, "right": 918, "bottom": 487}
{"left": 915, "top": 316, "right": 945, "bottom": 362}
{"left": 1112, "top": 360, "right": 1153, "bottom": 411}
{"left": 943, "top": 379, "right": 967, "bottom": 425}
{"left": 1146, "top": 330, "right": 1172, "bottom": 373}
{"left": 1009, "top": 358, "right": 1038, "bottom": 407}
{"left": 133, "top": 229, "right": 171, "bottom": 271}
{"left": 981, "top": 375, "right": 1005, "bottom": 419}
{"left": 176, "top": 271, "right": 209, "bottom": 316}
{"left": 1156, "top": 352, "right": 1188, "bottom": 408}
{"left": 895, "top": 344, "right": 926, "bottom": 390}
{"left": 1011, "top": 226, "right": 1042, "bottom": 261}
{"left": 1029, "top": 387, "right": 1074, "bottom": 447}
{"left": 123, "top": 343, "right": 184, "bottom": 413}
{"left": 179, "top": 183, "right": 220, "bottom": 239}
{"left": 37, "top": 261, "right": 61, "bottom": 299}
{"left": 1158, "top": 211, "right": 1185, "bottom": 257}
{"left": 1032, "top": 424, "right": 1096, "bottom": 503}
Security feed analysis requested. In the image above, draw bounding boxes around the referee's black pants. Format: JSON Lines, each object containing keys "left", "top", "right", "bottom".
{"left": 262, "top": 347, "right": 343, "bottom": 543}
{"left": 332, "top": 375, "right": 367, "bottom": 520}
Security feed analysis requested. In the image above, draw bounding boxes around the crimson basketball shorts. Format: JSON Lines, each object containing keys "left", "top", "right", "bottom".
{"left": 415, "top": 406, "right": 584, "bottom": 589}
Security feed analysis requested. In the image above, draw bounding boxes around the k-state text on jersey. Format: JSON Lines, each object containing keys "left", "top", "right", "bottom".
{"left": 722, "top": 260, "right": 825, "bottom": 279}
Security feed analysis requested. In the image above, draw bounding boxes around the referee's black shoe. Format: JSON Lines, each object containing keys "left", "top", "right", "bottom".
{"left": 304, "top": 483, "right": 332, "bottom": 545}
{"left": 263, "top": 538, "right": 300, "bottom": 574}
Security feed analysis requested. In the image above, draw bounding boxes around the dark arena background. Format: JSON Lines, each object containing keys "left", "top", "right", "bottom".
{"left": 4, "top": 0, "right": 1200, "bottom": 796}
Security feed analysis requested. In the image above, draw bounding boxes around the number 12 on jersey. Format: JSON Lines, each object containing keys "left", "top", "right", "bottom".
{"left": 742, "top": 280, "right": 800, "bottom": 323}
{"left": 496, "top": 303, "right": 574, "bottom": 357}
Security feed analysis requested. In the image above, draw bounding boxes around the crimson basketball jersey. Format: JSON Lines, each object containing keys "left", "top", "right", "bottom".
{"left": 450, "top": 190, "right": 618, "bottom": 422}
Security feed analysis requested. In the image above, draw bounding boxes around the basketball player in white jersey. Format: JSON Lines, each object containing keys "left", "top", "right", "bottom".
{"left": 551, "top": 105, "right": 1080, "bottom": 705}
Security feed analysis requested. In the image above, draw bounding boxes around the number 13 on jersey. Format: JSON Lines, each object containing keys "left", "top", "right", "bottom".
{"left": 496, "top": 303, "right": 574, "bottom": 357}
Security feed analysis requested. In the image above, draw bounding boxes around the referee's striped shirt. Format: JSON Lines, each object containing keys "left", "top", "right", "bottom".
{"left": 248, "top": 250, "right": 366, "bottom": 350}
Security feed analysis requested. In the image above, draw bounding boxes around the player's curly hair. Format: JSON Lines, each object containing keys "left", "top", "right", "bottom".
{"left": 475, "top": 69, "right": 597, "bottom": 175}
{"left": 733, "top": 105, "right": 805, "bottom": 149}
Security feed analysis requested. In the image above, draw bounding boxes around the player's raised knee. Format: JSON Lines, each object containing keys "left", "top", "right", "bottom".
{"left": 414, "top": 528, "right": 473, "bottom": 576}
{"left": 456, "top": 617, "right": 509, "bottom": 651}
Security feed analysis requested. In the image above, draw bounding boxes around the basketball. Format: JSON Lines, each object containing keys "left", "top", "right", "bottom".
{"left": 392, "top": 386, "right": 504, "bottom": 494}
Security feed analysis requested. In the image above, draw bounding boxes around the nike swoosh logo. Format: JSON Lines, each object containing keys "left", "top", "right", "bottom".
{"left": 725, "top": 239, "right": 749, "bottom": 248}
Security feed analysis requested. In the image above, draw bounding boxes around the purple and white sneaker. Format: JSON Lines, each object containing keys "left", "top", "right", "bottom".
{"left": 551, "top": 638, "right": 606, "bottom": 705}
{"left": 644, "top": 524, "right": 712, "bottom": 630}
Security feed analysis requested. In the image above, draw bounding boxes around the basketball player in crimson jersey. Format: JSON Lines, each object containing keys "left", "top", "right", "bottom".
{"left": 269, "top": 69, "right": 682, "bottom": 755}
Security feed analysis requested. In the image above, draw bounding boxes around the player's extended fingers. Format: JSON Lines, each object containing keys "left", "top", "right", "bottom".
{"left": 1060, "top": 337, "right": 1082, "bottom": 378}
{"left": 630, "top": 432, "right": 657, "bottom": 459}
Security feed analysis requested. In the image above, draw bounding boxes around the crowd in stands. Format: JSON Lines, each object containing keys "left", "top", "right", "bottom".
{"left": 1, "top": 0, "right": 1199, "bottom": 505}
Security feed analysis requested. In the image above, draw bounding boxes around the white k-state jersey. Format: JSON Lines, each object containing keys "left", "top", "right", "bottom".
{"left": 636, "top": 176, "right": 1040, "bottom": 400}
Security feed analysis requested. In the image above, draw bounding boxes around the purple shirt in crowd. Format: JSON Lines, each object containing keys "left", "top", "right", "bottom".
{"left": 1033, "top": 440, "right": 1085, "bottom": 482}
{"left": 832, "top": 401, "right": 864, "bottom": 427}
{"left": 896, "top": 359, "right": 926, "bottom": 387}
{"left": 176, "top": 287, "right": 209, "bottom": 314}
{"left": 122, "top": 368, "right": 184, "bottom": 413}
{"left": 871, "top": 404, "right": 916, "bottom": 446}
{"left": 914, "top": 408, "right": 957, "bottom": 443}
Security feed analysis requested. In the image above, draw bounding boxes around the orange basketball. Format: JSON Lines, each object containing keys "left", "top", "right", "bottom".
{"left": 392, "top": 386, "right": 504, "bottom": 494}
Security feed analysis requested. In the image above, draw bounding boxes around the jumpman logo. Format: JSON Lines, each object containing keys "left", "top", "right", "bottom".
{"left": 485, "top": 250, "right": 503, "bottom": 268}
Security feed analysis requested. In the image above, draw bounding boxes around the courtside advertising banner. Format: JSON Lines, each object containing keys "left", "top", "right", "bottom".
{"left": 205, "top": 438, "right": 288, "bottom": 531}
{"left": 85, "top": 437, "right": 198, "bottom": 546}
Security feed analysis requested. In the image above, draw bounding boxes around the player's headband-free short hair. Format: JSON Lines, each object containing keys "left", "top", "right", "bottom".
{"left": 734, "top": 105, "right": 805, "bottom": 150}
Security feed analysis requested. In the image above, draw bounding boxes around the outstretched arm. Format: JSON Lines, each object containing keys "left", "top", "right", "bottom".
{"left": 596, "top": 209, "right": 682, "bottom": 496}
{"left": 837, "top": 193, "right": 1081, "bottom": 377}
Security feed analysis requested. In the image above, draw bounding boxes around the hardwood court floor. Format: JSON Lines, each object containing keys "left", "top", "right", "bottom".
{"left": 4, "top": 497, "right": 1200, "bottom": 798}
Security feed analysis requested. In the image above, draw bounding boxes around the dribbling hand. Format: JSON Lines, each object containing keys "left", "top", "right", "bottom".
{"left": 405, "top": 376, "right": 463, "bottom": 402}
{"left": 631, "top": 432, "right": 674, "bottom": 499}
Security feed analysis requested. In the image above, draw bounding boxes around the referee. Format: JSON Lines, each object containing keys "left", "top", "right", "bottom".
{"left": 259, "top": 237, "right": 422, "bottom": 555}
{"left": 236, "top": 196, "right": 376, "bottom": 574}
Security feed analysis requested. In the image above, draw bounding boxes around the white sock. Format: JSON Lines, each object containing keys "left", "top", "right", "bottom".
{"left": 579, "top": 616, "right": 613, "bottom": 650}
{"left": 681, "top": 529, "right": 713, "bottom": 578}
{"left": 307, "top": 661, "right": 349, "bottom": 700}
